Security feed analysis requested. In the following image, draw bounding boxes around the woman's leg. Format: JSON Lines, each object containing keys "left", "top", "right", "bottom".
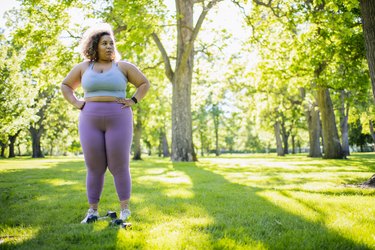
{"left": 105, "top": 107, "right": 133, "bottom": 208}
{"left": 79, "top": 113, "right": 108, "bottom": 207}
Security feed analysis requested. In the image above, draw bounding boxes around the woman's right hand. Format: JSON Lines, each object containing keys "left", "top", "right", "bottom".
{"left": 76, "top": 100, "right": 86, "bottom": 110}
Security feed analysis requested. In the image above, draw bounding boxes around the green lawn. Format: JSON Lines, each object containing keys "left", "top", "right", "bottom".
{"left": 1, "top": 153, "right": 375, "bottom": 249}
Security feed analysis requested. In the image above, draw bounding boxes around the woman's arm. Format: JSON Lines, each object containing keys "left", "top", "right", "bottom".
{"left": 118, "top": 61, "right": 150, "bottom": 106}
{"left": 61, "top": 63, "right": 86, "bottom": 109}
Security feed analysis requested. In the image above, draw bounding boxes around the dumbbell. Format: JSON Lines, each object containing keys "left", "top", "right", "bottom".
{"left": 86, "top": 211, "right": 117, "bottom": 223}
{"left": 99, "top": 211, "right": 117, "bottom": 220}
{"left": 110, "top": 219, "right": 132, "bottom": 229}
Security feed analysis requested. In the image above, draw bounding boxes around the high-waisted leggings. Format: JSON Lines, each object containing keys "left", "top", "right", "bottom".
{"left": 79, "top": 102, "right": 133, "bottom": 204}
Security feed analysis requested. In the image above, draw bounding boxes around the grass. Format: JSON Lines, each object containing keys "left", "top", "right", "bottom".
{"left": 1, "top": 153, "right": 375, "bottom": 249}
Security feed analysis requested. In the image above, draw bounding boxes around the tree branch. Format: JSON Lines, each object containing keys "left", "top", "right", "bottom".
{"left": 231, "top": 0, "right": 264, "bottom": 45}
{"left": 151, "top": 32, "right": 174, "bottom": 82}
{"left": 255, "top": 0, "right": 284, "bottom": 18}
{"left": 113, "top": 25, "right": 128, "bottom": 34}
{"left": 65, "top": 30, "right": 81, "bottom": 40}
{"left": 178, "top": 0, "right": 223, "bottom": 72}
{"left": 141, "top": 61, "right": 164, "bottom": 72}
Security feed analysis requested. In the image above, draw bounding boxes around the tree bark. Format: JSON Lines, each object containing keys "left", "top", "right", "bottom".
{"left": 360, "top": 0, "right": 375, "bottom": 100}
{"left": 144, "top": 140, "right": 152, "bottom": 156}
{"left": 160, "top": 131, "right": 170, "bottom": 157}
{"left": 339, "top": 90, "right": 350, "bottom": 157}
{"left": 369, "top": 120, "right": 375, "bottom": 152}
{"left": 308, "top": 106, "right": 322, "bottom": 157}
{"left": 199, "top": 130, "right": 204, "bottom": 156}
{"left": 316, "top": 87, "right": 344, "bottom": 159}
{"left": 0, "top": 141, "right": 7, "bottom": 158}
{"left": 30, "top": 126, "right": 44, "bottom": 158}
{"left": 274, "top": 121, "right": 284, "bottom": 156}
{"left": 8, "top": 130, "right": 21, "bottom": 158}
{"left": 291, "top": 134, "right": 296, "bottom": 154}
{"left": 359, "top": 1, "right": 375, "bottom": 184}
{"left": 300, "top": 87, "right": 321, "bottom": 157}
{"left": 133, "top": 106, "right": 142, "bottom": 160}
{"left": 162, "top": 134, "right": 170, "bottom": 157}
{"left": 153, "top": 0, "right": 220, "bottom": 161}
{"left": 212, "top": 104, "right": 220, "bottom": 156}
{"left": 170, "top": 0, "right": 196, "bottom": 161}
{"left": 280, "top": 119, "right": 289, "bottom": 154}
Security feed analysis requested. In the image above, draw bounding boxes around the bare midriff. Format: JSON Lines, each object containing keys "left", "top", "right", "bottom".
{"left": 84, "top": 96, "right": 121, "bottom": 102}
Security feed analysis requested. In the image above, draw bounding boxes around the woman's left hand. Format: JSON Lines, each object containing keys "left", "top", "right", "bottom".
{"left": 116, "top": 98, "right": 135, "bottom": 108}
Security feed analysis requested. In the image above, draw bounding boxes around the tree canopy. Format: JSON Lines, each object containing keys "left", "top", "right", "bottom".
{"left": 0, "top": 0, "right": 373, "bottom": 159}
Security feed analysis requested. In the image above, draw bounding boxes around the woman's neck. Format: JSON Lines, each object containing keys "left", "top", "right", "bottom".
{"left": 96, "top": 59, "right": 112, "bottom": 64}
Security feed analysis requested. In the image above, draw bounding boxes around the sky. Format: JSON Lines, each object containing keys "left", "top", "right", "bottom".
{"left": 0, "top": 0, "right": 256, "bottom": 67}
{"left": 0, "top": 0, "right": 19, "bottom": 28}
{"left": 0, "top": 0, "right": 250, "bottom": 41}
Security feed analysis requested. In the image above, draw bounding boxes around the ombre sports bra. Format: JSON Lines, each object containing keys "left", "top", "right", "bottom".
{"left": 81, "top": 62, "right": 127, "bottom": 98}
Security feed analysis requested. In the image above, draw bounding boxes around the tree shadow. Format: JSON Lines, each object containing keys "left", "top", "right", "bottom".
{"left": 0, "top": 160, "right": 132, "bottom": 250}
{"left": 1, "top": 157, "right": 372, "bottom": 249}
{"left": 173, "top": 162, "right": 371, "bottom": 249}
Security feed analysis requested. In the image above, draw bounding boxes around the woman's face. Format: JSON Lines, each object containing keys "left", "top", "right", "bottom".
{"left": 97, "top": 34, "right": 114, "bottom": 61}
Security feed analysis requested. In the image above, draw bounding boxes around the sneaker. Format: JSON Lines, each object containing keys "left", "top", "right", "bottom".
{"left": 81, "top": 208, "right": 99, "bottom": 224}
{"left": 120, "top": 208, "right": 131, "bottom": 221}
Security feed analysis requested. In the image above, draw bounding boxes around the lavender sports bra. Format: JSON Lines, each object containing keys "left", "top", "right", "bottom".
{"left": 82, "top": 62, "right": 128, "bottom": 98}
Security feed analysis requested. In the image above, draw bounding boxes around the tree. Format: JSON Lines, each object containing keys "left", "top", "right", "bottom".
{"left": 153, "top": 0, "right": 222, "bottom": 161}
{"left": 5, "top": 0, "right": 77, "bottom": 158}
{"left": 300, "top": 88, "right": 321, "bottom": 157}
{"left": 360, "top": 0, "right": 375, "bottom": 100}
{"left": 0, "top": 34, "right": 35, "bottom": 158}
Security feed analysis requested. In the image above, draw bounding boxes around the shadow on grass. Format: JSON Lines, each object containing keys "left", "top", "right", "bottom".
{"left": 1, "top": 156, "right": 373, "bottom": 249}
{"left": 174, "top": 162, "right": 371, "bottom": 249}
{"left": 0, "top": 159, "right": 130, "bottom": 250}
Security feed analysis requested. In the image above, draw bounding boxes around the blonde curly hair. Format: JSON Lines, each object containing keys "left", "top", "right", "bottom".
{"left": 79, "top": 23, "right": 121, "bottom": 61}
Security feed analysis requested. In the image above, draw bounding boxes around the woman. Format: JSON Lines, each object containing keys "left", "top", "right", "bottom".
{"left": 61, "top": 23, "right": 150, "bottom": 223}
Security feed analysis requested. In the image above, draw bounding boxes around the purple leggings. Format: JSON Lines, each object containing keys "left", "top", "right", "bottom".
{"left": 79, "top": 102, "right": 133, "bottom": 204}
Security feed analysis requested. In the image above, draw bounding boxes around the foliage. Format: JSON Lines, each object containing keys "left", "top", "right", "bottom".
{"left": 0, "top": 0, "right": 373, "bottom": 157}
{"left": 0, "top": 40, "right": 36, "bottom": 146}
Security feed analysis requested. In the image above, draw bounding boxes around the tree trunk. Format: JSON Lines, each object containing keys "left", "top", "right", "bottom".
{"left": 133, "top": 106, "right": 142, "bottom": 160}
{"left": 280, "top": 119, "right": 289, "bottom": 154}
{"left": 213, "top": 105, "right": 220, "bottom": 156}
{"left": 300, "top": 87, "right": 321, "bottom": 157}
{"left": 369, "top": 120, "right": 375, "bottom": 152}
{"left": 0, "top": 141, "right": 7, "bottom": 158}
{"left": 8, "top": 130, "right": 21, "bottom": 158}
{"left": 308, "top": 106, "right": 322, "bottom": 157}
{"left": 339, "top": 90, "right": 350, "bottom": 157}
{"left": 170, "top": 0, "right": 195, "bottom": 161}
{"left": 358, "top": 1, "right": 375, "bottom": 184}
{"left": 30, "top": 126, "right": 44, "bottom": 158}
{"left": 199, "top": 131, "right": 204, "bottom": 156}
{"left": 291, "top": 134, "right": 296, "bottom": 154}
{"left": 153, "top": 0, "right": 219, "bottom": 161}
{"left": 297, "top": 140, "right": 302, "bottom": 153}
{"left": 360, "top": 0, "right": 375, "bottom": 100}
{"left": 316, "top": 87, "right": 344, "bottom": 159}
{"left": 160, "top": 131, "right": 170, "bottom": 157}
{"left": 274, "top": 121, "right": 284, "bottom": 156}
{"left": 144, "top": 141, "right": 151, "bottom": 156}
{"left": 49, "top": 142, "right": 54, "bottom": 156}
{"left": 172, "top": 72, "right": 195, "bottom": 161}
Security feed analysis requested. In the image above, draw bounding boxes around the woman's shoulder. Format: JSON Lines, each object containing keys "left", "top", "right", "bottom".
{"left": 117, "top": 60, "right": 136, "bottom": 69}
{"left": 69, "top": 61, "right": 91, "bottom": 75}
{"left": 117, "top": 60, "right": 138, "bottom": 75}
{"left": 76, "top": 60, "right": 91, "bottom": 69}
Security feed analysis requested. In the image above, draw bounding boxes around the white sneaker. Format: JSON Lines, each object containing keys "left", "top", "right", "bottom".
{"left": 81, "top": 208, "right": 99, "bottom": 224}
{"left": 120, "top": 208, "right": 131, "bottom": 221}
